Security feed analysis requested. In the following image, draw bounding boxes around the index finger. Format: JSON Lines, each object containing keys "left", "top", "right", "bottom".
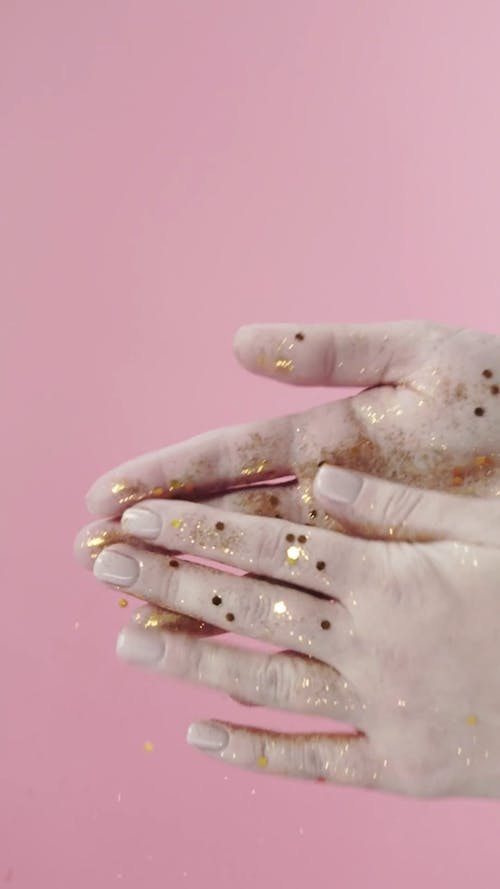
{"left": 85, "top": 414, "right": 294, "bottom": 516}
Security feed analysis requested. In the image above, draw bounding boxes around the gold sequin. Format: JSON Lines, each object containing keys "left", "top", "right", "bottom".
{"left": 241, "top": 459, "right": 268, "bottom": 476}
{"left": 168, "top": 479, "right": 184, "bottom": 492}
{"left": 275, "top": 359, "right": 294, "bottom": 372}
{"left": 287, "top": 545, "right": 301, "bottom": 563}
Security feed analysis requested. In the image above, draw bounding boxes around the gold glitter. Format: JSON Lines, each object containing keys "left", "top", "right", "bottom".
{"left": 225, "top": 612, "right": 235, "bottom": 622}
{"left": 467, "top": 714, "right": 478, "bottom": 725}
{"left": 275, "top": 359, "right": 294, "bottom": 373}
{"left": 286, "top": 533, "right": 295, "bottom": 542}
{"left": 144, "top": 741, "right": 154, "bottom": 753}
{"left": 452, "top": 475, "right": 464, "bottom": 487}
{"left": 151, "top": 486, "right": 165, "bottom": 496}
{"left": 257, "top": 756, "right": 268, "bottom": 768}
{"left": 118, "top": 598, "right": 128, "bottom": 608}
{"left": 171, "top": 518, "right": 182, "bottom": 528}
{"left": 112, "top": 482, "right": 127, "bottom": 494}
{"left": 474, "top": 456, "right": 488, "bottom": 467}
{"left": 274, "top": 601, "right": 287, "bottom": 615}
{"left": 287, "top": 545, "right": 301, "bottom": 563}
{"left": 215, "top": 521, "right": 225, "bottom": 531}
{"left": 241, "top": 459, "right": 268, "bottom": 476}
{"left": 168, "top": 479, "right": 185, "bottom": 492}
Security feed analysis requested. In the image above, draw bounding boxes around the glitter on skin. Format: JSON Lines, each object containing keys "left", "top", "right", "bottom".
{"left": 171, "top": 518, "right": 182, "bottom": 528}
{"left": 275, "top": 359, "right": 294, "bottom": 372}
{"left": 467, "top": 715, "right": 478, "bottom": 725}
{"left": 168, "top": 479, "right": 185, "bottom": 492}
{"left": 241, "top": 459, "right": 268, "bottom": 476}
{"left": 257, "top": 756, "right": 268, "bottom": 768}
{"left": 274, "top": 601, "right": 287, "bottom": 615}
{"left": 287, "top": 545, "right": 301, "bottom": 563}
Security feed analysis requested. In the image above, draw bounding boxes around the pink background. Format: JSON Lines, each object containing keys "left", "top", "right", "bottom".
{"left": 3, "top": 1, "right": 500, "bottom": 887}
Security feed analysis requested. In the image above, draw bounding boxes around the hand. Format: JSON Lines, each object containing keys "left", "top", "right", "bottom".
{"left": 104, "top": 465, "right": 500, "bottom": 799}
{"left": 75, "top": 319, "right": 500, "bottom": 631}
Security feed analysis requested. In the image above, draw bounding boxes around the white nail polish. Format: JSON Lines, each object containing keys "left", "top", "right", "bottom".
{"left": 315, "top": 465, "right": 363, "bottom": 503}
{"left": 122, "top": 507, "right": 162, "bottom": 539}
{"left": 116, "top": 626, "right": 165, "bottom": 666}
{"left": 93, "top": 549, "right": 139, "bottom": 586}
{"left": 187, "top": 722, "right": 229, "bottom": 752}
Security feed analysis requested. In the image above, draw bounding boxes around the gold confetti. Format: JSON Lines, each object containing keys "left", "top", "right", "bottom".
{"left": 168, "top": 479, "right": 184, "bottom": 492}
{"left": 144, "top": 741, "right": 154, "bottom": 753}
{"left": 257, "top": 756, "right": 268, "bottom": 768}
{"left": 286, "top": 545, "right": 301, "bottom": 563}
{"left": 241, "top": 459, "right": 268, "bottom": 477}
{"left": 171, "top": 518, "right": 182, "bottom": 528}
{"left": 467, "top": 714, "right": 478, "bottom": 726}
{"left": 118, "top": 599, "right": 128, "bottom": 608}
{"left": 275, "top": 359, "right": 294, "bottom": 373}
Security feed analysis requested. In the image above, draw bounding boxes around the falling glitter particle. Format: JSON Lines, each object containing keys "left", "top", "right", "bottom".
{"left": 257, "top": 756, "right": 268, "bottom": 768}
{"left": 118, "top": 599, "right": 128, "bottom": 608}
{"left": 144, "top": 741, "right": 154, "bottom": 753}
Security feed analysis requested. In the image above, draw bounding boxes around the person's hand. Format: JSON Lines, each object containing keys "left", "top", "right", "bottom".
{"left": 75, "top": 319, "right": 500, "bottom": 632}
{"left": 105, "top": 465, "right": 500, "bottom": 799}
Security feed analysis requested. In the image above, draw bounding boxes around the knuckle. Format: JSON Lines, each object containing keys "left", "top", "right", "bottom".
{"left": 257, "top": 526, "right": 286, "bottom": 566}
{"left": 378, "top": 485, "right": 422, "bottom": 534}
{"left": 160, "top": 557, "right": 182, "bottom": 607}
{"left": 257, "top": 656, "right": 295, "bottom": 705}
{"left": 239, "top": 588, "right": 272, "bottom": 628}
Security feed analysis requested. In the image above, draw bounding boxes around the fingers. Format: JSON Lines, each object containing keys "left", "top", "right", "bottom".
{"left": 85, "top": 416, "right": 294, "bottom": 517}
{"left": 313, "top": 464, "right": 500, "bottom": 546}
{"left": 74, "top": 522, "right": 223, "bottom": 637}
{"left": 116, "top": 621, "right": 364, "bottom": 721}
{"left": 186, "top": 721, "right": 378, "bottom": 787}
{"left": 233, "top": 321, "right": 433, "bottom": 387}
{"left": 118, "top": 498, "right": 381, "bottom": 601}
{"left": 92, "top": 543, "right": 353, "bottom": 660}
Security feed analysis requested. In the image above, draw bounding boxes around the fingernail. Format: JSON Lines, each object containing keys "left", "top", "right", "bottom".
{"left": 187, "top": 722, "right": 229, "bottom": 752}
{"left": 93, "top": 549, "right": 139, "bottom": 586}
{"left": 122, "top": 507, "right": 162, "bottom": 540}
{"left": 116, "top": 626, "right": 166, "bottom": 666}
{"left": 315, "top": 465, "right": 363, "bottom": 503}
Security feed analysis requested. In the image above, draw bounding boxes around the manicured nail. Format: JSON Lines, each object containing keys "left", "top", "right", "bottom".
{"left": 116, "top": 626, "right": 166, "bottom": 666}
{"left": 187, "top": 722, "right": 229, "bottom": 752}
{"left": 93, "top": 549, "right": 139, "bottom": 586}
{"left": 315, "top": 465, "right": 363, "bottom": 503}
{"left": 122, "top": 507, "right": 161, "bottom": 540}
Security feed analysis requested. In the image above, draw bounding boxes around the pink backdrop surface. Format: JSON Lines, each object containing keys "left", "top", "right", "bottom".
{"left": 3, "top": 2, "right": 500, "bottom": 887}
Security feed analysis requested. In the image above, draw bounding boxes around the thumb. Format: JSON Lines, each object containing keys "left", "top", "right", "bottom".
{"left": 312, "top": 464, "right": 500, "bottom": 548}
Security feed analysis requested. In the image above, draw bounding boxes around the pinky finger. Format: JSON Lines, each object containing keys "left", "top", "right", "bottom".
{"left": 187, "top": 720, "right": 380, "bottom": 788}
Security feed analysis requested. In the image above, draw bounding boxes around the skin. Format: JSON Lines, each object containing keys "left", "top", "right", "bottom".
{"left": 74, "top": 320, "right": 500, "bottom": 796}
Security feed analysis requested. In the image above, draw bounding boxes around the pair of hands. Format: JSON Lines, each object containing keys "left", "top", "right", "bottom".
{"left": 75, "top": 321, "right": 500, "bottom": 798}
